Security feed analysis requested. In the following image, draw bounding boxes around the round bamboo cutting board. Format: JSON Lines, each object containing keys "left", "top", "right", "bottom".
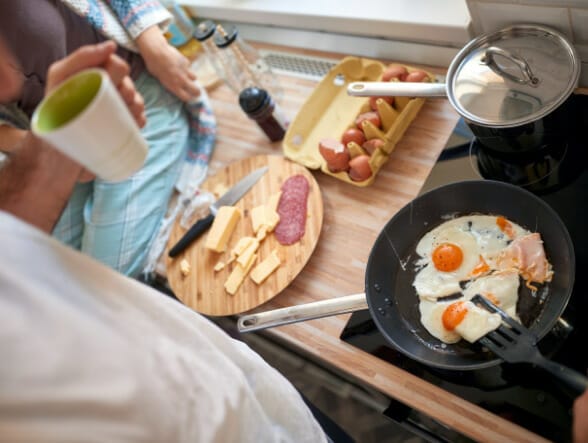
{"left": 165, "top": 155, "right": 323, "bottom": 316}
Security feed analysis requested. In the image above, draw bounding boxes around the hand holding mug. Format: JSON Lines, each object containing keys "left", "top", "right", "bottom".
{"left": 46, "top": 41, "right": 146, "bottom": 127}
{"left": 32, "top": 41, "right": 149, "bottom": 182}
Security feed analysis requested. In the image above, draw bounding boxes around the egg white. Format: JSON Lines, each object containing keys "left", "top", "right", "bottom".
{"left": 462, "top": 270, "right": 520, "bottom": 320}
{"left": 414, "top": 215, "right": 531, "bottom": 344}
{"left": 413, "top": 227, "right": 480, "bottom": 299}
{"left": 453, "top": 301, "right": 502, "bottom": 343}
{"left": 418, "top": 298, "right": 462, "bottom": 344}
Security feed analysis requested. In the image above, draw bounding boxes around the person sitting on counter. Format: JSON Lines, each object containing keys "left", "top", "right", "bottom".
{"left": 0, "top": 37, "right": 353, "bottom": 442}
{"left": 0, "top": 0, "right": 211, "bottom": 279}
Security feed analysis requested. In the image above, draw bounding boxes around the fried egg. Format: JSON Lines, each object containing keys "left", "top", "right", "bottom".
{"left": 449, "top": 300, "right": 502, "bottom": 343}
{"left": 462, "top": 270, "right": 520, "bottom": 320}
{"left": 413, "top": 227, "right": 480, "bottom": 299}
{"left": 419, "top": 298, "right": 502, "bottom": 344}
{"left": 418, "top": 298, "right": 462, "bottom": 343}
{"left": 413, "top": 215, "right": 529, "bottom": 300}
{"left": 413, "top": 214, "right": 540, "bottom": 345}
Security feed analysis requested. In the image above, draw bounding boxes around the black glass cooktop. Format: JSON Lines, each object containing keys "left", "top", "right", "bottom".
{"left": 340, "top": 96, "right": 588, "bottom": 442}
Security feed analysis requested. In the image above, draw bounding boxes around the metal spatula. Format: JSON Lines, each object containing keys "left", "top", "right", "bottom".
{"left": 472, "top": 294, "right": 588, "bottom": 396}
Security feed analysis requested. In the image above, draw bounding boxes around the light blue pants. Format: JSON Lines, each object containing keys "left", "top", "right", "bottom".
{"left": 53, "top": 71, "right": 189, "bottom": 278}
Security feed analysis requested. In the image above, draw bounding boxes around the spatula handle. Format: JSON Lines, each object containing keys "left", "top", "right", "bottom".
{"left": 534, "top": 354, "right": 588, "bottom": 396}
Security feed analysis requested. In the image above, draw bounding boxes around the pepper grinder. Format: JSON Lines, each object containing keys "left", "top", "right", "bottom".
{"left": 239, "top": 87, "right": 289, "bottom": 142}
{"left": 213, "top": 24, "right": 283, "bottom": 103}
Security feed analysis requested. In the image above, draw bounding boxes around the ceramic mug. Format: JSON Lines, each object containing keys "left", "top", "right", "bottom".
{"left": 31, "top": 68, "right": 148, "bottom": 182}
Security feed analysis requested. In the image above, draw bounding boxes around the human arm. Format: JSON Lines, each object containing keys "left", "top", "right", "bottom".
{"left": 135, "top": 25, "right": 200, "bottom": 102}
{"left": 574, "top": 388, "right": 588, "bottom": 443}
{"left": 0, "top": 41, "right": 145, "bottom": 232}
{"left": 102, "top": 0, "right": 199, "bottom": 101}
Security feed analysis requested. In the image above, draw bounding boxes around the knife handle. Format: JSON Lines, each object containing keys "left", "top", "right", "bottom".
{"left": 168, "top": 213, "right": 214, "bottom": 257}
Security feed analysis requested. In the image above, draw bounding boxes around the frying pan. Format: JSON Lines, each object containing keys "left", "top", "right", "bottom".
{"left": 238, "top": 180, "right": 576, "bottom": 370}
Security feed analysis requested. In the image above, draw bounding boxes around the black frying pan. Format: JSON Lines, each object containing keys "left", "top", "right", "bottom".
{"left": 238, "top": 180, "right": 575, "bottom": 371}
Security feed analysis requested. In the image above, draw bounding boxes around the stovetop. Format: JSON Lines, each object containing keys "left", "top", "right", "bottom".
{"left": 340, "top": 98, "right": 588, "bottom": 442}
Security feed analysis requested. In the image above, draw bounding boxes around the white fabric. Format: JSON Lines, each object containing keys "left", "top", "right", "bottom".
{"left": 0, "top": 211, "right": 327, "bottom": 443}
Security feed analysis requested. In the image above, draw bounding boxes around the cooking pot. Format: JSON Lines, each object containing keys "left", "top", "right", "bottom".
{"left": 347, "top": 24, "right": 581, "bottom": 156}
{"left": 238, "top": 181, "right": 576, "bottom": 375}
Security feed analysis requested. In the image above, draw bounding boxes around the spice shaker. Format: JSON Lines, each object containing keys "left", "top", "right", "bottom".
{"left": 239, "top": 87, "right": 289, "bottom": 142}
{"left": 214, "top": 24, "right": 283, "bottom": 102}
{"left": 193, "top": 20, "right": 235, "bottom": 89}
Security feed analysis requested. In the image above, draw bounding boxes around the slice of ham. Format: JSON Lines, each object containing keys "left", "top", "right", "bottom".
{"left": 274, "top": 175, "right": 310, "bottom": 245}
{"left": 496, "top": 233, "right": 553, "bottom": 287}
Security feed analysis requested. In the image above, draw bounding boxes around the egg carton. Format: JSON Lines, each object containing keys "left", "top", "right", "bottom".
{"left": 282, "top": 56, "right": 433, "bottom": 186}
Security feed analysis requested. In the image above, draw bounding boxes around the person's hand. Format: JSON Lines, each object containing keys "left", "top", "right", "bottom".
{"left": 574, "top": 388, "right": 588, "bottom": 443}
{"left": 46, "top": 40, "right": 146, "bottom": 128}
{"left": 136, "top": 26, "right": 200, "bottom": 102}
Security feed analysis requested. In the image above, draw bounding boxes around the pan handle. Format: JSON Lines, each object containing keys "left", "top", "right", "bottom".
{"left": 237, "top": 293, "right": 368, "bottom": 333}
{"left": 347, "top": 81, "right": 447, "bottom": 97}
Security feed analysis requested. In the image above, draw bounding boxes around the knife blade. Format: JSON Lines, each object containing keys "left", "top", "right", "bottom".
{"left": 168, "top": 166, "right": 268, "bottom": 258}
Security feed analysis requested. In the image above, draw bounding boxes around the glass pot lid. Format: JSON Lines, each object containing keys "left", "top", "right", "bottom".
{"left": 446, "top": 24, "right": 580, "bottom": 128}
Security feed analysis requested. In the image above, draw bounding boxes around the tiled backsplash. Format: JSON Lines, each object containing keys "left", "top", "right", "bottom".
{"left": 466, "top": 0, "right": 588, "bottom": 87}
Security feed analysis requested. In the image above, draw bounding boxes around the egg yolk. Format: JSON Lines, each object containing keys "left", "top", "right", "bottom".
{"left": 496, "top": 216, "right": 515, "bottom": 239}
{"left": 442, "top": 301, "right": 469, "bottom": 331}
{"left": 469, "top": 255, "right": 489, "bottom": 277}
{"left": 432, "top": 243, "right": 463, "bottom": 272}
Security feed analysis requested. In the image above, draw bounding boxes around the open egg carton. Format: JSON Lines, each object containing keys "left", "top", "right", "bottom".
{"left": 283, "top": 56, "right": 434, "bottom": 186}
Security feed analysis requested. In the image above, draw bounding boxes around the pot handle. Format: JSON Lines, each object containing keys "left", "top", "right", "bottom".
{"left": 480, "top": 46, "right": 540, "bottom": 86}
{"left": 347, "top": 81, "right": 447, "bottom": 97}
{"left": 237, "top": 293, "right": 368, "bottom": 333}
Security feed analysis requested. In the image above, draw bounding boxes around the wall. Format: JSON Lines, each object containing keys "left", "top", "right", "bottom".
{"left": 182, "top": 0, "right": 471, "bottom": 67}
{"left": 466, "top": 0, "right": 588, "bottom": 87}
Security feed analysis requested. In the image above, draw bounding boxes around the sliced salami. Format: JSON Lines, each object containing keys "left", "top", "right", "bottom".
{"left": 275, "top": 175, "right": 310, "bottom": 245}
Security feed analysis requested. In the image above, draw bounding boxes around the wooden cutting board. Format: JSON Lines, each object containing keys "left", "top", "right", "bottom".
{"left": 165, "top": 155, "right": 323, "bottom": 316}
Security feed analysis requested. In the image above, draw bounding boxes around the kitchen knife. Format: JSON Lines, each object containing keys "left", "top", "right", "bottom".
{"left": 168, "top": 166, "right": 268, "bottom": 257}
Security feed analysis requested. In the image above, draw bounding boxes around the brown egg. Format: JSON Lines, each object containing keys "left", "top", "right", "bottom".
{"left": 404, "top": 70, "right": 429, "bottom": 82}
{"left": 362, "top": 138, "right": 385, "bottom": 155}
{"left": 355, "top": 111, "right": 381, "bottom": 130}
{"left": 348, "top": 155, "right": 373, "bottom": 182}
{"left": 341, "top": 128, "right": 366, "bottom": 146}
{"left": 319, "top": 138, "right": 350, "bottom": 173}
{"left": 382, "top": 65, "right": 409, "bottom": 82}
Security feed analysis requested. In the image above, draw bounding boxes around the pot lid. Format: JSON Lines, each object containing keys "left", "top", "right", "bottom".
{"left": 447, "top": 24, "right": 580, "bottom": 128}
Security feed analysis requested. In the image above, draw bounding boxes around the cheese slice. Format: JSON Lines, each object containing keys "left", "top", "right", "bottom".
{"left": 236, "top": 238, "right": 260, "bottom": 269}
{"left": 250, "top": 250, "right": 281, "bottom": 285}
{"left": 256, "top": 226, "right": 268, "bottom": 241}
{"left": 250, "top": 205, "right": 266, "bottom": 234}
{"left": 250, "top": 202, "right": 280, "bottom": 234}
{"left": 224, "top": 255, "right": 257, "bottom": 295}
{"left": 180, "top": 259, "right": 191, "bottom": 277}
{"left": 205, "top": 206, "right": 241, "bottom": 253}
{"left": 230, "top": 236, "right": 255, "bottom": 259}
{"left": 263, "top": 206, "right": 280, "bottom": 232}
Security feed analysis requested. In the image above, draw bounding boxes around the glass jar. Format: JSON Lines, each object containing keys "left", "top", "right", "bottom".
{"left": 214, "top": 24, "right": 283, "bottom": 102}
{"left": 193, "top": 20, "right": 234, "bottom": 89}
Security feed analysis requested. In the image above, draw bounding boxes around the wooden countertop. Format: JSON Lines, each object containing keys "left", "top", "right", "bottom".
{"left": 186, "top": 46, "right": 548, "bottom": 443}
